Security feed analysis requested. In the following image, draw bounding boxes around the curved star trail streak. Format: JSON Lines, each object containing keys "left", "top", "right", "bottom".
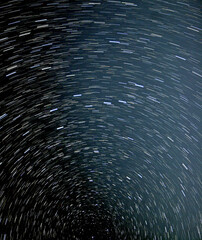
{"left": 0, "top": 0, "right": 201, "bottom": 239}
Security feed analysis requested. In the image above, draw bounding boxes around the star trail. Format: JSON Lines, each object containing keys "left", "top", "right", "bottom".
{"left": 0, "top": 0, "right": 201, "bottom": 239}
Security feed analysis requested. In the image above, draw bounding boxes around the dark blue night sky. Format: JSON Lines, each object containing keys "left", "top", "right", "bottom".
{"left": 0, "top": 0, "right": 201, "bottom": 239}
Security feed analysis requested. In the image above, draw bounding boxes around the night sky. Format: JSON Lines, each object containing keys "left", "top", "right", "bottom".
{"left": 0, "top": 0, "right": 201, "bottom": 239}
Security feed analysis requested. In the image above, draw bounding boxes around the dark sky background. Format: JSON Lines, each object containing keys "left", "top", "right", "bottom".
{"left": 0, "top": 0, "right": 201, "bottom": 239}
